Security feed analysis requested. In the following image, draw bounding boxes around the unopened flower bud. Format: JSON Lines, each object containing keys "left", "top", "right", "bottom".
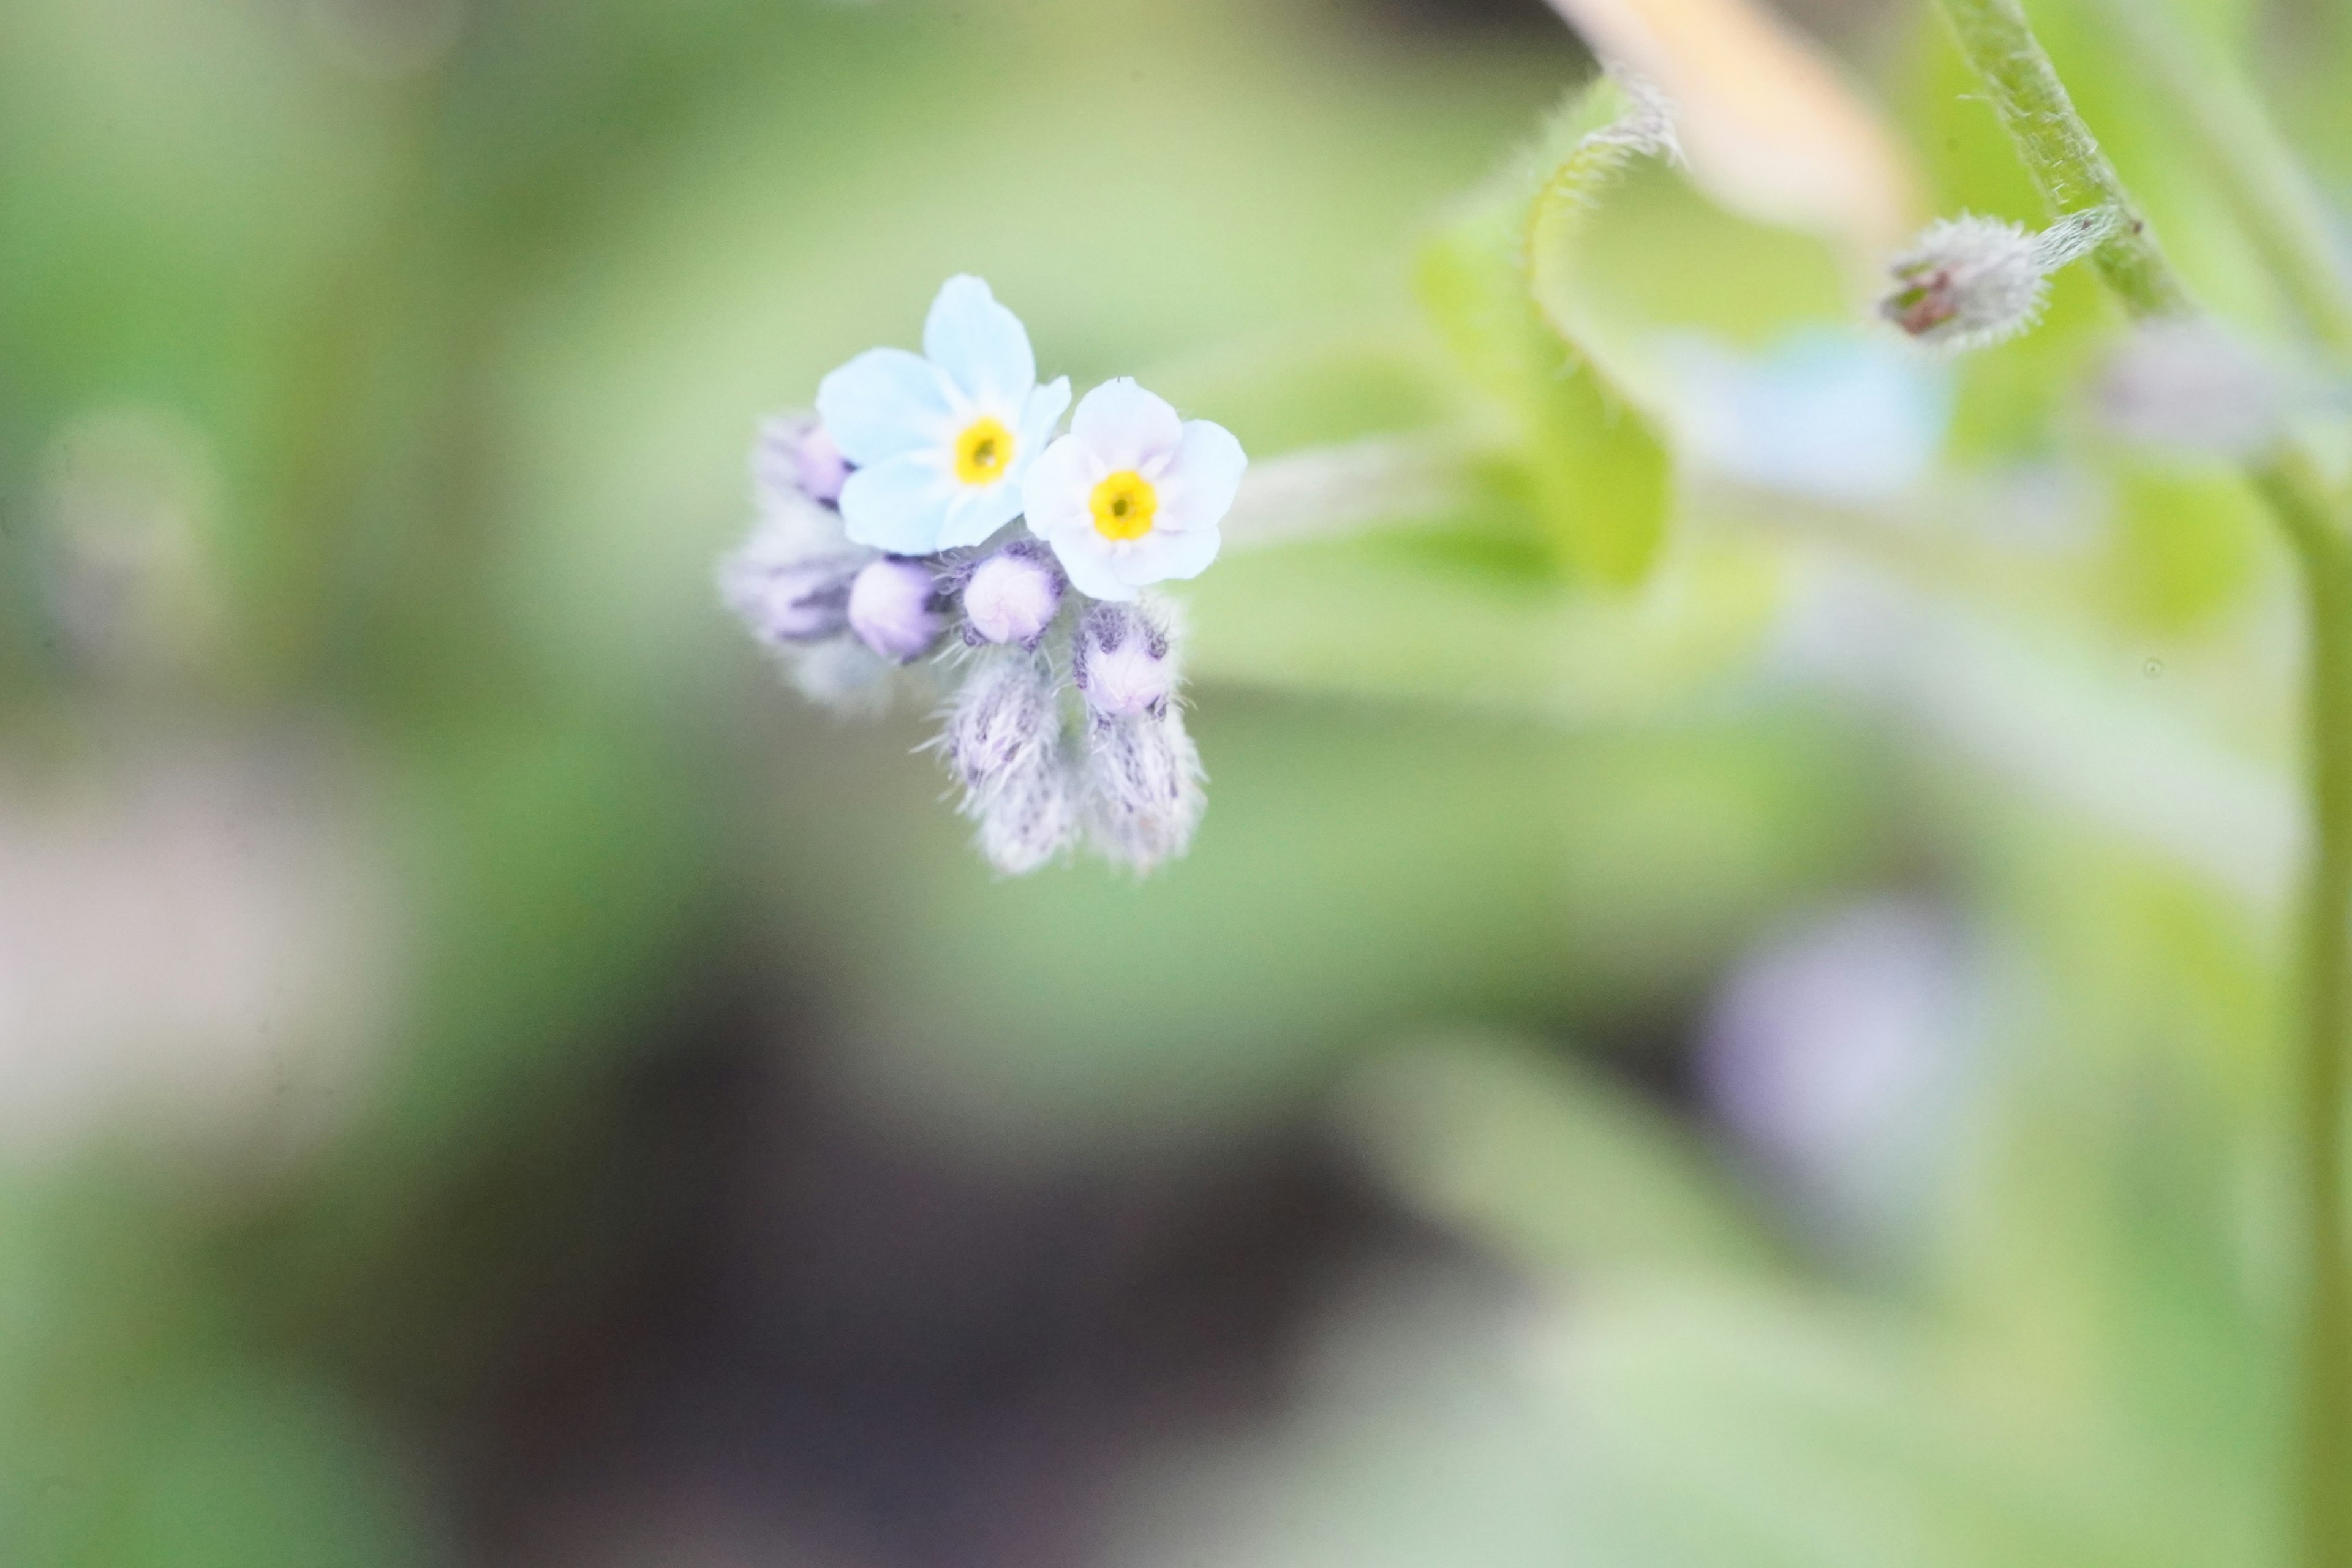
{"left": 960, "top": 540, "right": 1064, "bottom": 649}
{"left": 847, "top": 557, "right": 946, "bottom": 663}
{"left": 974, "top": 748, "right": 1079, "bottom": 875}
{"left": 1073, "top": 600, "right": 1178, "bottom": 722}
{"left": 755, "top": 414, "right": 850, "bottom": 508}
{"left": 794, "top": 426, "right": 849, "bottom": 504}
{"left": 943, "top": 651, "right": 1062, "bottom": 794}
{"left": 1084, "top": 707, "right": 1204, "bottom": 873}
{"left": 1880, "top": 208, "right": 2113, "bottom": 354}
{"left": 718, "top": 551, "right": 860, "bottom": 646}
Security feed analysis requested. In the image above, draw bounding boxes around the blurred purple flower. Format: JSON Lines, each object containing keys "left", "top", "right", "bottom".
{"left": 1698, "top": 898, "right": 1974, "bottom": 1253}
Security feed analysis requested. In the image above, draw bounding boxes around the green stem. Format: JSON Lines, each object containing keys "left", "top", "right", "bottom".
{"left": 1931, "top": 3, "right": 2352, "bottom": 1563}
{"left": 2270, "top": 452, "right": 2352, "bottom": 1568}
{"left": 1935, "top": 0, "right": 2191, "bottom": 318}
{"left": 2091, "top": 0, "right": 2352, "bottom": 356}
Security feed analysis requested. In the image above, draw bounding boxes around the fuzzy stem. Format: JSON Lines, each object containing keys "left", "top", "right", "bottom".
{"left": 2090, "top": 0, "right": 2352, "bottom": 356}
{"left": 2242, "top": 472, "right": 2351, "bottom": 1568}
{"left": 2263, "top": 448, "right": 2352, "bottom": 1568}
{"left": 1935, "top": 0, "right": 2191, "bottom": 318}
{"left": 1932, "top": 3, "right": 2352, "bottom": 1563}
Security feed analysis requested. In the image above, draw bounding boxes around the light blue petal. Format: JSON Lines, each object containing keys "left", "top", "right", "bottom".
{"left": 923, "top": 276, "right": 1036, "bottom": 410}
{"left": 1155, "top": 420, "right": 1248, "bottom": 533}
{"left": 838, "top": 450, "right": 956, "bottom": 553}
{"left": 816, "top": 347, "right": 955, "bottom": 467}
{"left": 1016, "top": 377, "right": 1072, "bottom": 475}
{"left": 937, "top": 480, "right": 1024, "bottom": 551}
{"left": 1123, "top": 524, "right": 1220, "bottom": 587}
{"left": 1071, "top": 378, "right": 1182, "bottom": 470}
{"left": 1046, "top": 529, "right": 1137, "bottom": 602}
{"left": 1020, "top": 432, "right": 1098, "bottom": 543}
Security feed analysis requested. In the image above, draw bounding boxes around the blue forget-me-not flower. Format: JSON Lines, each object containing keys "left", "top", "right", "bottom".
{"left": 816, "top": 275, "right": 1072, "bottom": 555}
{"left": 724, "top": 277, "right": 1243, "bottom": 876}
{"left": 1022, "top": 378, "right": 1246, "bottom": 602}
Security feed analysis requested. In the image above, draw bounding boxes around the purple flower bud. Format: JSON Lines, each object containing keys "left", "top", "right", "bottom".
{"left": 717, "top": 516, "right": 867, "bottom": 648}
{"left": 796, "top": 427, "right": 849, "bottom": 505}
{"left": 848, "top": 557, "right": 946, "bottom": 663}
{"left": 960, "top": 541, "right": 1064, "bottom": 649}
{"left": 1072, "top": 600, "right": 1178, "bottom": 722}
{"left": 944, "top": 652, "right": 1062, "bottom": 794}
{"left": 754, "top": 415, "right": 850, "bottom": 508}
{"left": 940, "top": 652, "right": 1076, "bottom": 874}
{"left": 723, "top": 556, "right": 858, "bottom": 645}
{"left": 1084, "top": 707, "right": 1204, "bottom": 873}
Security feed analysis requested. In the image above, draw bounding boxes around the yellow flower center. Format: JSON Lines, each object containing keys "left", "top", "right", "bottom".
{"left": 1089, "top": 470, "right": 1158, "bottom": 541}
{"left": 954, "top": 417, "right": 1014, "bottom": 485}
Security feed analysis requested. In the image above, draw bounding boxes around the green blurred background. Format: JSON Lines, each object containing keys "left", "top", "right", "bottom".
{"left": 3, "top": 0, "right": 2350, "bottom": 1562}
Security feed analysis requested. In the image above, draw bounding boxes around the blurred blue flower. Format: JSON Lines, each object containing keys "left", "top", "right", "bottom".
{"left": 1669, "top": 329, "right": 1950, "bottom": 506}
{"left": 816, "top": 275, "right": 1071, "bottom": 554}
{"left": 1022, "top": 378, "right": 1245, "bottom": 602}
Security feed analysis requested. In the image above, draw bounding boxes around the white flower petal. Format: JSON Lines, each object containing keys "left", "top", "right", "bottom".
{"left": 1151, "top": 420, "right": 1247, "bottom": 533}
{"left": 1070, "top": 379, "right": 1182, "bottom": 471}
{"left": 1045, "top": 528, "right": 1139, "bottom": 602}
{"left": 839, "top": 450, "right": 956, "bottom": 553}
{"left": 1115, "top": 524, "right": 1220, "bottom": 590}
{"left": 816, "top": 347, "right": 956, "bottom": 467}
{"left": 938, "top": 480, "right": 1023, "bottom": 551}
{"left": 1017, "top": 376, "right": 1072, "bottom": 470}
{"left": 923, "top": 276, "right": 1036, "bottom": 410}
{"left": 1021, "top": 434, "right": 1104, "bottom": 543}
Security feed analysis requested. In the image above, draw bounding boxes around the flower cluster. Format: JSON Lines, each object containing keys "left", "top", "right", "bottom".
{"left": 719, "top": 276, "right": 1242, "bottom": 875}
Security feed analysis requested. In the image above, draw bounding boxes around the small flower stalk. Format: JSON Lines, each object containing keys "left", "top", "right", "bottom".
{"left": 719, "top": 276, "right": 1244, "bottom": 876}
{"left": 1083, "top": 696, "right": 1205, "bottom": 875}
{"left": 1073, "top": 599, "right": 1201, "bottom": 873}
{"left": 1879, "top": 206, "right": 2116, "bottom": 353}
{"left": 944, "top": 650, "right": 1062, "bottom": 797}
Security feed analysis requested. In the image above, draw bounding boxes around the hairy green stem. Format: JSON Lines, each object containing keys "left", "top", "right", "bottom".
{"left": 2271, "top": 455, "right": 2352, "bottom": 1568}
{"left": 2091, "top": 0, "right": 2352, "bottom": 356}
{"left": 1935, "top": 0, "right": 2190, "bottom": 317}
{"left": 1932, "top": 2, "right": 2352, "bottom": 1562}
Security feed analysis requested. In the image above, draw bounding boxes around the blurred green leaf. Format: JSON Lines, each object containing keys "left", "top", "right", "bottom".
{"left": 1339, "top": 1033, "right": 1781, "bottom": 1278}
{"left": 2100, "top": 464, "right": 2267, "bottom": 633}
{"left": 1417, "top": 74, "right": 1675, "bottom": 587}
{"left": 1188, "top": 526, "right": 1783, "bottom": 722}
